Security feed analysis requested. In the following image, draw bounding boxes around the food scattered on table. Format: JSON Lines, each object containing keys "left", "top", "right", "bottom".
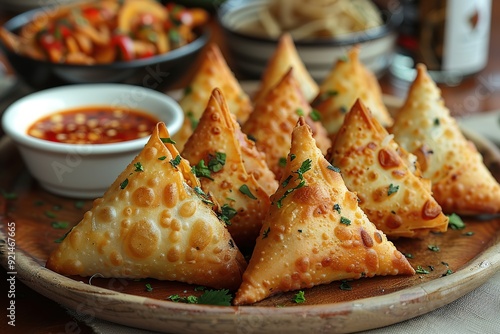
{"left": 312, "top": 45, "right": 393, "bottom": 140}
{"left": 173, "top": 43, "right": 252, "bottom": 151}
{"left": 181, "top": 88, "right": 277, "bottom": 250}
{"left": 0, "top": 0, "right": 209, "bottom": 64}
{"left": 252, "top": 33, "right": 319, "bottom": 103}
{"left": 238, "top": 0, "right": 383, "bottom": 40}
{"left": 233, "top": 117, "right": 414, "bottom": 305}
{"left": 390, "top": 64, "right": 500, "bottom": 215}
{"left": 327, "top": 99, "right": 449, "bottom": 238}
{"left": 27, "top": 105, "right": 159, "bottom": 144}
{"left": 46, "top": 123, "right": 247, "bottom": 291}
{"left": 242, "top": 68, "right": 330, "bottom": 181}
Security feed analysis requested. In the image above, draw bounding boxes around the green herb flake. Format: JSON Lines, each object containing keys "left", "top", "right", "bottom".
{"left": 45, "top": 211, "right": 57, "bottom": 219}
{"left": 339, "top": 106, "right": 348, "bottom": 114}
{"left": 239, "top": 184, "right": 257, "bottom": 200}
{"left": 134, "top": 162, "right": 144, "bottom": 172}
{"left": 290, "top": 153, "right": 296, "bottom": 161}
{"left": 339, "top": 280, "right": 352, "bottom": 291}
{"left": 327, "top": 164, "right": 341, "bottom": 173}
{"left": 442, "top": 269, "right": 453, "bottom": 276}
{"left": 262, "top": 227, "right": 270, "bottom": 239}
{"left": 35, "top": 200, "right": 45, "bottom": 206}
{"left": 160, "top": 137, "right": 176, "bottom": 144}
{"left": 186, "top": 111, "right": 199, "bottom": 130}
{"left": 54, "top": 227, "right": 73, "bottom": 243}
{"left": 193, "top": 187, "right": 214, "bottom": 206}
{"left": 340, "top": 216, "right": 351, "bottom": 225}
{"left": 247, "top": 134, "right": 257, "bottom": 142}
{"left": 292, "top": 291, "right": 306, "bottom": 304}
{"left": 198, "top": 289, "right": 232, "bottom": 306}
{"left": 463, "top": 231, "right": 475, "bottom": 236}
{"left": 310, "top": 109, "right": 321, "bottom": 121}
{"left": 415, "top": 266, "right": 430, "bottom": 274}
{"left": 405, "top": 253, "right": 414, "bottom": 259}
{"left": 217, "top": 204, "right": 237, "bottom": 226}
{"left": 333, "top": 203, "right": 341, "bottom": 214}
{"left": 120, "top": 178, "right": 129, "bottom": 189}
{"left": 169, "top": 155, "right": 182, "bottom": 169}
{"left": 145, "top": 283, "right": 153, "bottom": 292}
{"left": 278, "top": 157, "right": 287, "bottom": 167}
{"left": 51, "top": 221, "right": 69, "bottom": 229}
{"left": 74, "top": 201, "right": 85, "bottom": 209}
{"left": 428, "top": 245, "right": 440, "bottom": 252}
{"left": 434, "top": 118, "right": 440, "bottom": 126}
{"left": 387, "top": 184, "right": 399, "bottom": 196}
{"left": 275, "top": 159, "right": 312, "bottom": 208}
{"left": 194, "top": 286, "right": 206, "bottom": 291}
{"left": 448, "top": 213, "right": 465, "bottom": 230}
{"left": 207, "top": 152, "right": 226, "bottom": 173}
{"left": 158, "top": 156, "right": 167, "bottom": 161}
{"left": 192, "top": 160, "right": 213, "bottom": 180}
{"left": 52, "top": 204, "right": 62, "bottom": 211}
{"left": 184, "top": 86, "right": 192, "bottom": 95}
{"left": 296, "top": 108, "right": 305, "bottom": 116}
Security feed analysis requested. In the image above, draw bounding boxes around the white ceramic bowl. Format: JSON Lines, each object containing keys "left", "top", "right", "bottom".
{"left": 218, "top": 0, "right": 403, "bottom": 81}
{"left": 2, "top": 83, "right": 183, "bottom": 198}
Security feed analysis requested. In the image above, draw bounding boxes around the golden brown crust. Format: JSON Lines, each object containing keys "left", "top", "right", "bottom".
{"left": 390, "top": 64, "right": 500, "bottom": 214}
{"left": 328, "top": 99, "right": 448, "bottom": 238}
{"left": 173, "top": 43, "right": 253, "bottom": 151}
{"left": 46, "top": 123, "right": 247, "bottom": 290}
{"left": 313, "top": 46, "right": 393, "bottom": 139}
{"left": 252, "top": 33, "right": 319, "bottom": 103}
{"left": 242, "top": 68, "right": 331, "bottom": 181}
{"left": 233, "top": 117, "right": 414, "bottom": 306}
{"left": 182, "top": 89, "right": 276, "bottom": 249}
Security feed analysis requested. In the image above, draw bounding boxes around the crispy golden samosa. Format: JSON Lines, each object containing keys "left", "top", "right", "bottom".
{"left": 313, "top": 46, "right": 393, "bottom": 139}
{"left": 173, "top": 43, "right": 252, "bottom": 151}
{"left": 328, "top": 99, "right": 448, "bottom": 238}
{"left": 182, "top": 88, "right": 277, "bottom": 249}
{"left": 390, "top": 64, "right": 500, "bottom": 214}
{"left": 242, "top": 68, "right": 331, "bottom": 181}
{"left": 233, "top": 118, "right": 415, "bottom": 305}
{"left": 253, "top": 33, "right": 318, "bottom": 103}
{"left": 47, "top": 123, "right": 247, "bottom": 290}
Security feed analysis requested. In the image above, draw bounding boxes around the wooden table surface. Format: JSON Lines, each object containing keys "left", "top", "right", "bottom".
{"left": 1, "top": 1, "right": 500, "bottom": 333}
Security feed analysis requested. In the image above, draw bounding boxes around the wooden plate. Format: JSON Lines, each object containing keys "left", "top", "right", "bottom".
{"left": 1, "top": 92, "right": 500, "bottom": 333}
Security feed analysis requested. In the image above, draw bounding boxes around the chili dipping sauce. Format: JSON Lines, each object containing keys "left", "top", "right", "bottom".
{"left": 28, "top": 106, "right": 160, "bottom": 144}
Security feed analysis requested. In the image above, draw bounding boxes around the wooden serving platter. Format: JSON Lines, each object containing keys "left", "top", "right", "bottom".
{"left": 1, "top": 105, "right": 500, "bottom": 333}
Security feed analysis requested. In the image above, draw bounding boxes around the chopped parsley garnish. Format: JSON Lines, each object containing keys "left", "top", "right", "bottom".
{"left": 275, "top": 159, "right": 312, "bottom": 208}
{"left": 120, "top": 178, "right": 129, "bottom": 189}
{"left": 321, "top": 90, "right": 338, "bottom": 100}
{"left": 51, "top": 221, "right": 69, "bottom": 229}
{"left": 292, "top": 291, "right": 306, "bottom": 303}
{"left": 310, "top": 109, "right": 321, "bottom": 121}
{"left": 448, "top": 213, "right": 465, "bottom": 230}
{"left": 428, "top": 245, "right": 440, "bottom": 252}
{"left": 192, "top": 160, "right": 213, "bottom": 180}
{"left": 134, "top": 162, "right": 144, "bottom": 172}
{"left": 169, "top": 155, "right": 182, "bottom": 168}
{"left": 339, "top": 105, "right": 348, "bottom": 114}
{"left": 167, "top": 289, "right": 232, "bottom": 306}
{"left": 161, "top": 137, "right": 176, "bottom": 144}
{"left": 340, "top": 216, "right": 351, "bottom": 225}
{"left": 45, "top": 211, "right": 57, "bottom": 219}
{"left": 1, "top": 191, "right": 17, "bottom": 200}
{"left": 415, "top": 266, "right": 430, "bottom": 274}
{"left": 290, "top": 153, "right": 296, "bottom": 161}
{"left": 158, "top": 156, "right": 167, "bottom": 160}
{"left": 434, "top": 118, "right": 440, "bottom": 126}
{"left": 333, "top": 203, "right": 341, "bottom": 214}
{"left": 184, "top": 85, "right": 192, "bottom": 95}
{"left": 296, "top": 108, "right": 305, "bottom": 116}
{"left": 54, "top": 227, "right": 73, "bottom": 243}
{"left": 279, "top": 157, "right": 287, "bottom": 167}
{"left": 193, "top": 187, "right": 214, "bottom": 206}
{"left": 187, "top": 111, "right": 199, "bottom": 130}
{"left": 463, "top": 231, "right": 475, "bottom": 236}
{"left": 442, "top": 269, "right": 453, "bottom": 276}
{"left": 387, "top": 184, "right": 399, "bottom": 196}
{"left": 339, "top": 280, "right": 352, "bottom": 291}
{"left": 239, "top": 184, "right": 257, "bottom": 200}
{"left": 74, "top": 201, "right": 85, "bottom": 209}
{"left": 262, "top": 227, "right": 270, "bottom": 239}
{"left": 247, "top": 134, "right": 257, "bottom": 142}
{"left": 404, "top": 253, "right": 413, "bottom": 259}
{"left": 327, "top": 164, "right": 341, "bottom": 173}
{"left": 217, "top": 204, "right": 237, "bottom": 226}
{"left": 207, "top": 152, "right": 226, "bottom": 172}
{"left": 145, "top": 283, "right": 153, "bottom": 292}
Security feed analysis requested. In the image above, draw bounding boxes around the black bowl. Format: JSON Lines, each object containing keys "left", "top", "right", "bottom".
{"left": 0, "top": 7, "right": 210, "bottom": 91}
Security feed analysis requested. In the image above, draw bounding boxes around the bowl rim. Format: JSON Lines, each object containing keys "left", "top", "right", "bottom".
{"left": 217, "top": 0, "right": 403, "bottom": 46}
{"left": 1, "top": 83, "right": 183, "bottom": 155}
{"left": 0, "top": 6, "right": 210, "bottom": 69}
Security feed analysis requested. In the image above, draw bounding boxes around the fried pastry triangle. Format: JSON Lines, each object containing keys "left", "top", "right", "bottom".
{"left": 173, "top": 43, "right": 252, "bottom": 151}
{"left": 328, "top": 99, "right": 448, "bottom": 238}
{"left": 182, "top": 88, "right": 277, "bottom": 249}
{"left": 242, "top": 68, "right": 331, "bottom": 181}
{"left": 252, "top": 33, "right": 319, "bottom": 103}
{"left": 313, "top": 46, "right": 393, "bottom": 139}
{"left": 390, "top": 64, "right": 500, "bottom": 214}
{"left": 233, "top": 118, "right": 415, "bottom": 305}
{"left": 46, "top": 123, "right": 247, "bottom": 290}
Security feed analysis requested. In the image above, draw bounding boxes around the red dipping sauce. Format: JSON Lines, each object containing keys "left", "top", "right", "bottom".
{"left": 28, "top": 106, "right": 160, "bottom": 144}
